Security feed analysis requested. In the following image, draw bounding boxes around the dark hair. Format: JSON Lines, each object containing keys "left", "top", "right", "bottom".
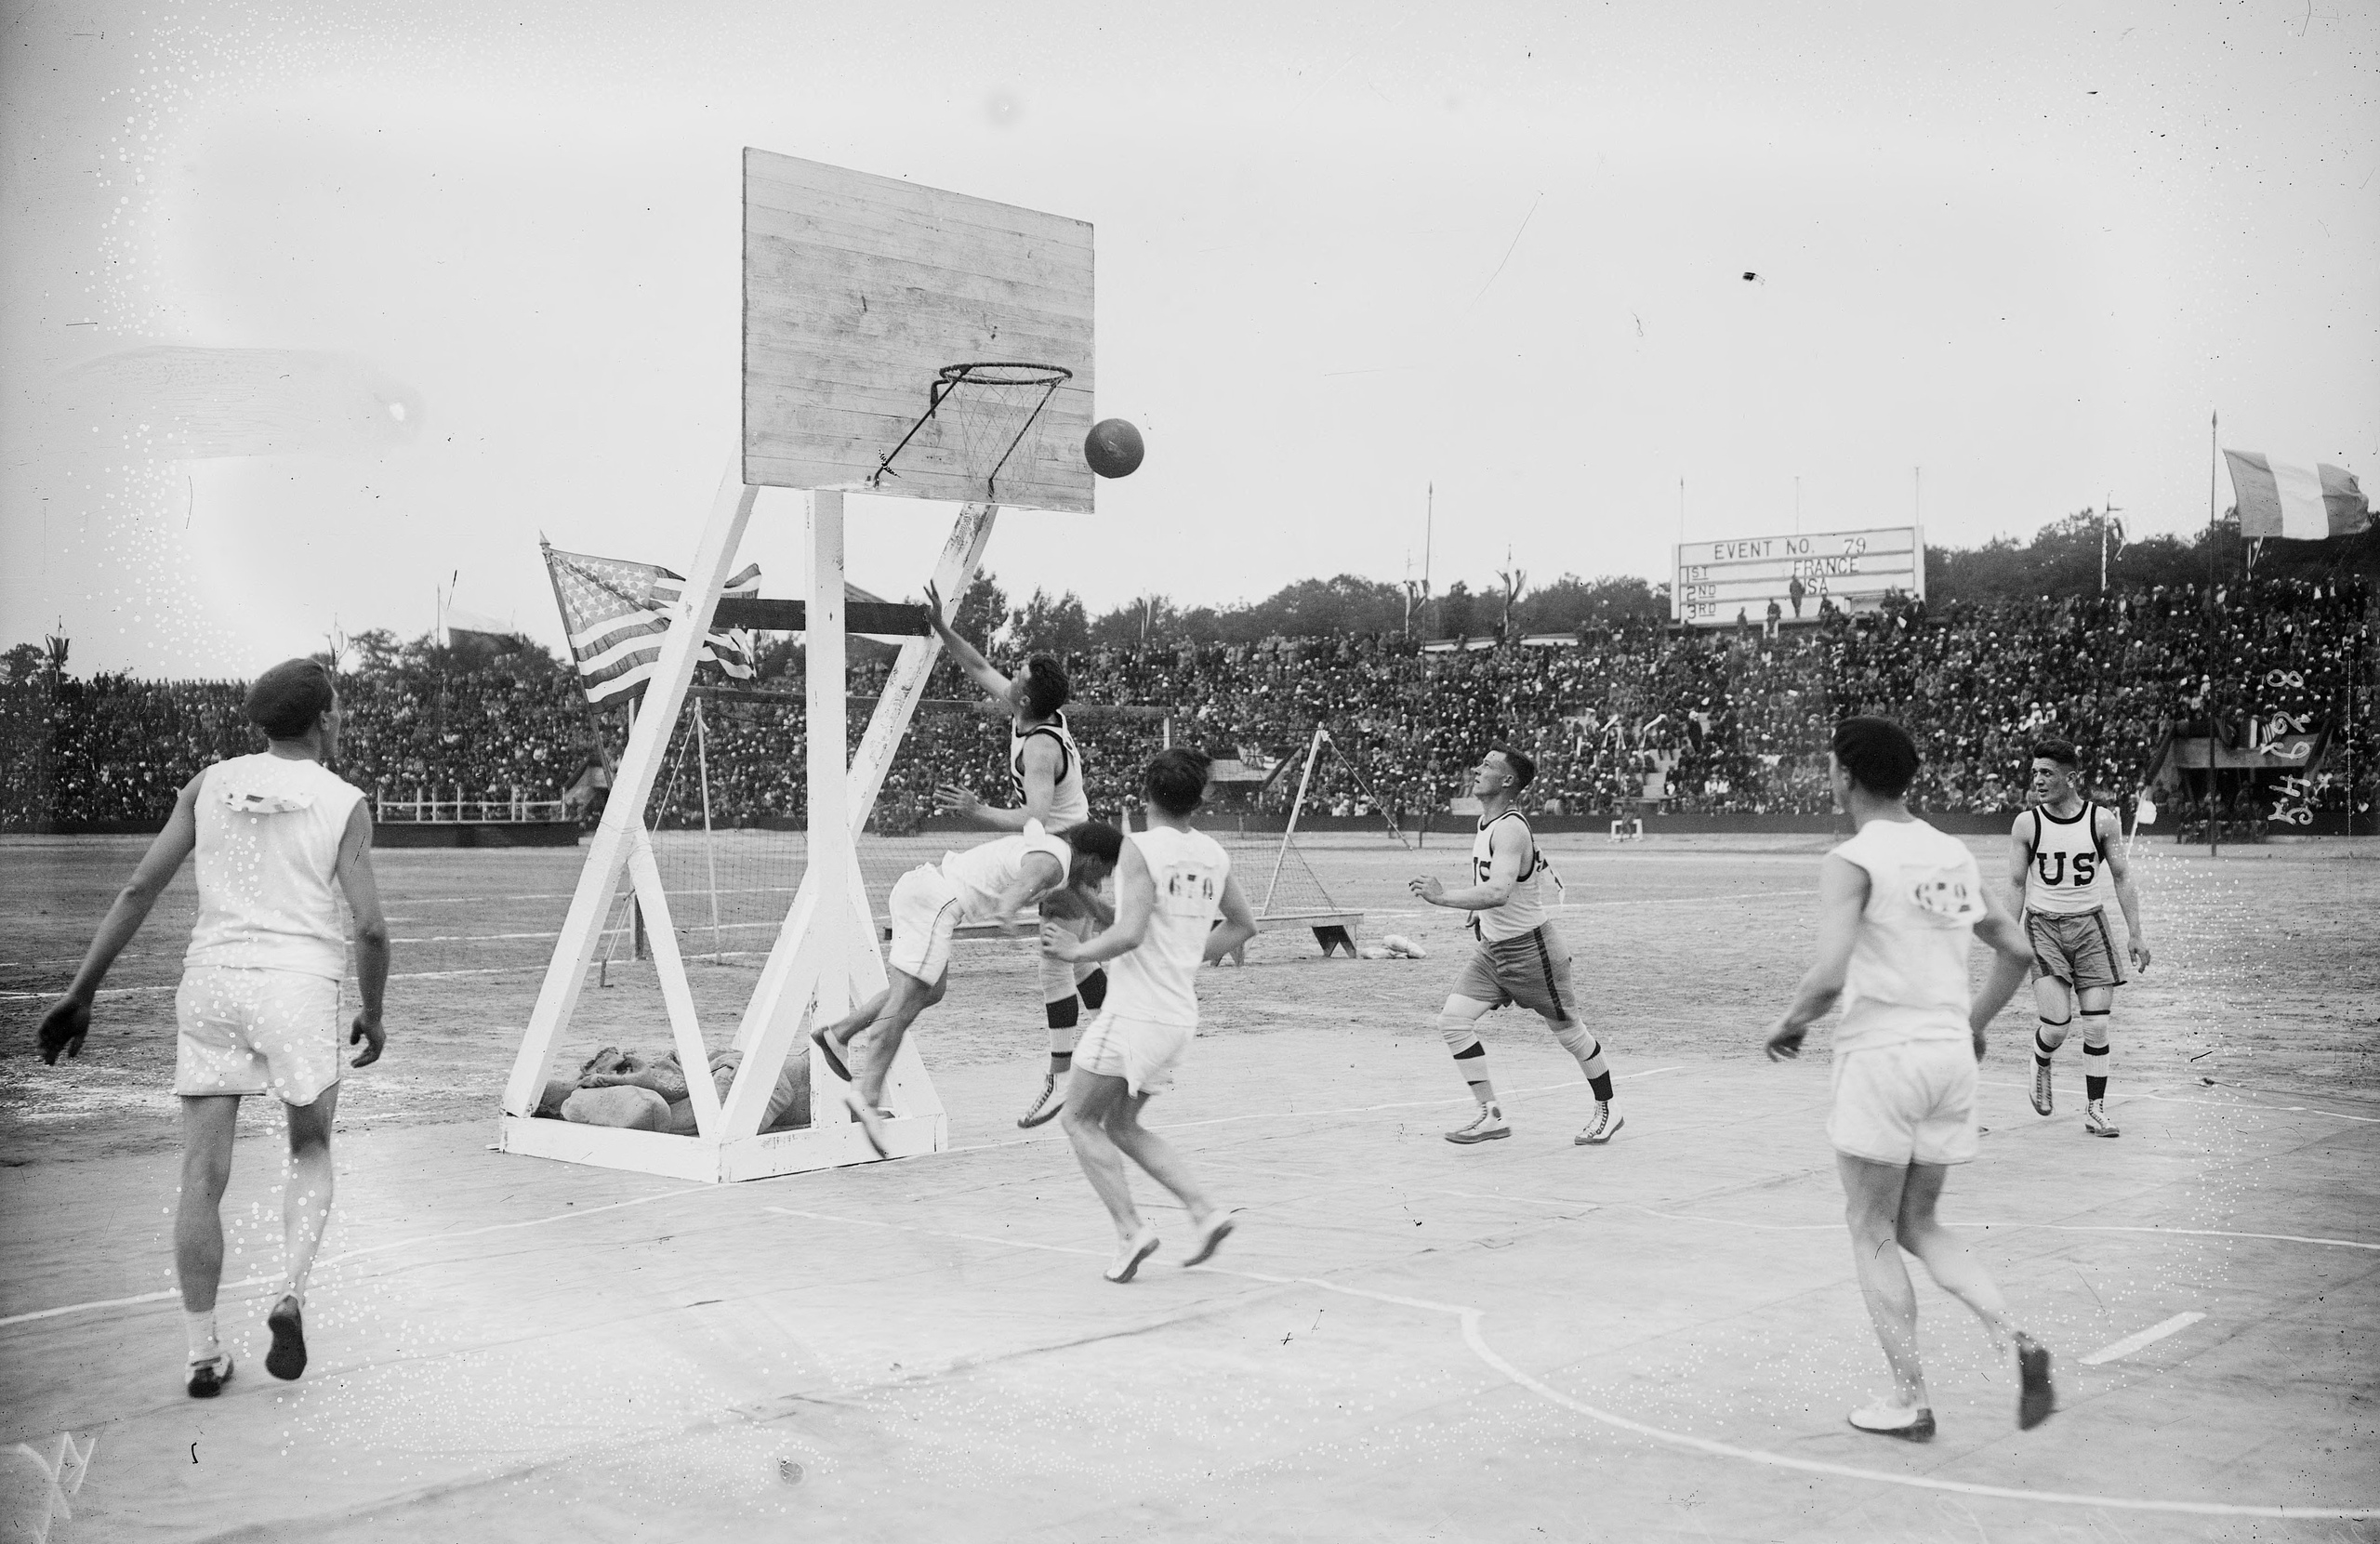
{"left": 2031, "top": 739, "right": 2080, "bottom": 770}
{"left": 1488, "top": 745, "right": 1536, "bottom": 792}
{"left": 1064, "top": 821, "right": 1123, "bottom": 875}
{"left": 1832, "top": 716, "right": 1919, "bottom": 799}
{"left": 1020, "top": 655, "right": 1070, "bottom": 719}
{"left": 1144, "top": 746, "right": 1212, "bottom": 816}
{"left": 245, "top": 659, "right": 337, "bottom": 741}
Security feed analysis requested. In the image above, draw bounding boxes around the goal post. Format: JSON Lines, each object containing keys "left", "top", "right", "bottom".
{"left": 495, "top": 487, "right": 997, "bottom": 1182}
{"left": 1219, "top": 726, "right": 1376, "bottom": 962}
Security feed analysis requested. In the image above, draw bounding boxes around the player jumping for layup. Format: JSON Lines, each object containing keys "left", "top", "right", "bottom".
{"left": 922, "top": 581, "right": 1110, "bottom": 1130}
{"left": 1409, "top": 746, "right": 1621, "bottom": 1147}
{"left": 2009, "top": 739, "right": 2149, "bottom": 1138}
{"left": 813, "top": 820, "right": 1121, "bottom": 1156}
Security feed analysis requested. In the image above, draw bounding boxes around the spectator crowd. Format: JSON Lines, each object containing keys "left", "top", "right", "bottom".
{"left": 5, "top": 576, "right": 2372, "bottom": 832}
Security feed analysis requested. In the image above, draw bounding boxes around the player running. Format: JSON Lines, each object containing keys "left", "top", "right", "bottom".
{"left": 1041, "top": 747, "right": 1257, "bottom": 1282}
{"left": 34, "top": 659, "right": 390, "bottom": 1398}
{"left": 2008, "top": 739, "right": 2149, "bottom": 1138}
{"left": 1765, "top": 716, "right": 2054, "bottom": 1442}
{"left": 921, "top": 580, "right": 1110, "bottom": 1131}
{"left": 1408, "top": 746, "right": 1621, "bottom": 1147}
{"left": 812, "top": 820, "right": 1121, "bottom": 1157}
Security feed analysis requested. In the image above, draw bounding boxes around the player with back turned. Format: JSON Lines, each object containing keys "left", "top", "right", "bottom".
{"left": 35, "top": 659, "right": 390, "bottom": 1399}
{"left": 1765, "top": 716, "right": 2054, "bottom": 1442}
{"left": 1041, "top": 746, "right": 1257, "bottom": 1283}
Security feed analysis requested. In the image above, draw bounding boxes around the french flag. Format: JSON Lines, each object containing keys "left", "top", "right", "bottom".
{"left": 2224, "top": 451, "right": 2369, "bottom": 541}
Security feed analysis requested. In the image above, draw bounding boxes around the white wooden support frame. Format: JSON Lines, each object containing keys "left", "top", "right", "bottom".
{"left": 496, "top": 481, "right": 1000, "bottom": 1182}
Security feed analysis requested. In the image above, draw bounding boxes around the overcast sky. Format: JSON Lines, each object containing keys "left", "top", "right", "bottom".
{"left": 4, "top": 0, "right": 2374, "bottom": 676}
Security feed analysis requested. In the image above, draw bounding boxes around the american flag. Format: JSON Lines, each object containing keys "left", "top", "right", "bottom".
{"left": 540, "top": 541, "right": 760, "bottom": 706}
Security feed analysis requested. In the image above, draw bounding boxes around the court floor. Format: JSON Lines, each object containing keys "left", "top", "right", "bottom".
{"left": 6, "top": 1019, "right": 2373, "bottom": 1543}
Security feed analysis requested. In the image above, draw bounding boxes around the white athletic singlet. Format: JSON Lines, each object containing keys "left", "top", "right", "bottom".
{"left": 1009, "top": 711, "right": 1089, "bottom": 830}
{"left": 1830, "top": 816, "right": 1986, "bottom": 1053}
{"left": 2021, "top": 801, "right": 2116, "bottom": 917}
{"left": 1468, "top": 810, "right": 1551, "bottom": 943}
{"left": 938, "top": 822, "right": 1071, "bottom": 925}
{"left": 1107, "top": 825, "right": 1230, "bottom": 1026}
{"left": 183, "top": 754, "right": 368, "bottom": 980}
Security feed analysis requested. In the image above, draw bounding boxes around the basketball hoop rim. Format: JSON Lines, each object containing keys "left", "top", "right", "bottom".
{"left": 936, "top": 362, "right": 1073, "bottom": 389}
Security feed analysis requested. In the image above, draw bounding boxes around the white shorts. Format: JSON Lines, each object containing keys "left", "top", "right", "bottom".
{"left": 174, "top": 966, "right": 344, "bottom": 1105}
{"left": 886, "top": 865, "right": 962, "bottom": 984}
{"left": 1827, "top": 1037, "right": 1979, "bottom": 1167}
{"left": 1074, "top": 1010, "right": 1195, "bottom": 1097}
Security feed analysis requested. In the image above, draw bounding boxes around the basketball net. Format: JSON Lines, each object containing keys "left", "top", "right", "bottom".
{"left": 872, "top": 363, "right": 1070, "bottom": 499}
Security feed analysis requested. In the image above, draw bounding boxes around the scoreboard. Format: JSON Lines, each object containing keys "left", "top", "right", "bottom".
{"left": 1673, "top": 526, "right": 1924, "bottom": 627}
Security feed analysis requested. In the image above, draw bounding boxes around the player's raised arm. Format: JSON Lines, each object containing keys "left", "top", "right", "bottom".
{"left": 2098, "top": 806, "right": 2150, "bottom": 971}
{"left": 1764, "top": 853, "right": 1869, "bottom": 1061}
{"left": 37, "top": 772, "right": 203, "bottom": 1064}
{"left": 334, "top": 798, "right": 391, "bottom": 1068}
{"left": 922, "top": 579, "right": 1018, "bottom": 705}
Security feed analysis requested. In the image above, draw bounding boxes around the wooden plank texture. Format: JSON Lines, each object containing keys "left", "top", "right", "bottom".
{"left": 742, "top": 148, "right": 1094, "bottom": 513}
{"left": 711, "top": 598, "right": 931, "bottom": 635}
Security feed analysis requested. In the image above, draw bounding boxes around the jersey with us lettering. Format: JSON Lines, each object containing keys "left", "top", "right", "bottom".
{"left": 2021, "top": 801, "right": 2116, "bottom": 917}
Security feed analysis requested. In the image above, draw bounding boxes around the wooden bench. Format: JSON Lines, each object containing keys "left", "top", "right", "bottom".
{"left": 1221, "top": 910, "right": 1363, "bottom": 965}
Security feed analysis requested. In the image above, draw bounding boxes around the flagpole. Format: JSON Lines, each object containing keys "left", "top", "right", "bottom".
{"left": 695, "top": 699, "right": 722, "bottom": 962}
{"left": 2199, "top": 409, "right": 2217, "bottom": 856}
{"left": 1423, "top": 482, "right": 1434, "bottom": 635}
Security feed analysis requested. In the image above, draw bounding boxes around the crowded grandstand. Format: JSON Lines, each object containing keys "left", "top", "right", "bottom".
{"left": 7, "top": 521, "right": 2371, "bottom": 838}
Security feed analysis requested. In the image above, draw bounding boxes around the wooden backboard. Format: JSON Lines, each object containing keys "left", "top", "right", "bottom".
{"left": 742, "top": 150, "right": 1095, "bottom": 513}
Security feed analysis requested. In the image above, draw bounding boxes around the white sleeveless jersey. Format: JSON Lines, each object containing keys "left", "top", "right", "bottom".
{"left": 1107, "top": 825, "right": 1230, "bottom": 1027}
{"left": 1469, "top": 811, "right": 1551, "bottom": 943}
{"left": 2021, "top": 801, "right": 2117, "bottom": 917}
{"left": 1831, "top": 816, "right": 1986, "bottom": 1052}
{"left": 1010, "top": 710, "right": 1089, "bottom": 830}
{"left": 184, "top": 754, "right": 367, "bottom": 980}
{"left": 939, "top": 823, "right": 1071, "bottom": 925}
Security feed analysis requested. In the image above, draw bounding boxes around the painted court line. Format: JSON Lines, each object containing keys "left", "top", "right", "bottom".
{"left": 756, "top": 1202, "right": 2377, "bottom": 1521}
{"left": 7, "top": 1142, "right": 2373, "bottom": 1515}
{"left": 10, "top": 1073, "right": 2368, "bottom": 1330}
{"left": 1976, "top": 1078, "right": 2380, "bottom": 1128}
{"left": 2081, "top": 1312, "right": 2206, "bottom": 1366}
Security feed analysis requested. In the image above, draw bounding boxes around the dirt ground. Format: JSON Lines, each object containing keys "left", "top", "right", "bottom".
{"left": 4, "top": 831, "right": 2376, "bottom": 1542}
{"left": 5, "top": 830, "right": 2375, "bottom": 1165}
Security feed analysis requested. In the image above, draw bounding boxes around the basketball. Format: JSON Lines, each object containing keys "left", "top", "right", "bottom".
{"left": 1084, "top": 417, "right": 1144, "bottom": 479}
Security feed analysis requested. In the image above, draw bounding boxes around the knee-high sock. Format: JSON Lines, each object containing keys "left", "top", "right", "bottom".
{"left": 2080, "top": 1010, "right": 2111, "bottom": 1100}
{"left": 1552, "top": 1022, "right": 1614, "bottom": 1102}
{"left": 1044, "top": 992, "right": 1079, "bottom": 1058}
{"left": 1441, "top": 1015, "right": 1494, "bottom": 1104}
